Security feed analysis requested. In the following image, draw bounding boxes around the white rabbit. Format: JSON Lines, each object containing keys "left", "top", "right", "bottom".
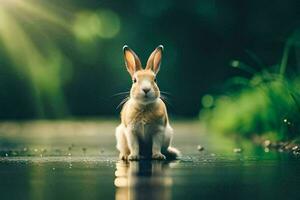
{"left": 115, "top": 45, "right": 180, "bottom": 161}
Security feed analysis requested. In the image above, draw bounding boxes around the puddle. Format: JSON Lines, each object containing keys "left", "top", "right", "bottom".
{"left": 0, "top": 120, "right": 300, "bottom": 200}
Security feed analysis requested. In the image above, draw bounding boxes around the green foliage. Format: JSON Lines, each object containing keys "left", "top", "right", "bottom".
{"left": 201, "top": 77, "right": 300, "bottom": 139}
{"left": 201, "top": 38, "right": 300, "bottom": 140}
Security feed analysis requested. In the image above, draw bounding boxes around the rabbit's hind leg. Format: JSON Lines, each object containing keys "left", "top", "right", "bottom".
{"left": 162, "top": 125, "right": 180, "bottom": 159}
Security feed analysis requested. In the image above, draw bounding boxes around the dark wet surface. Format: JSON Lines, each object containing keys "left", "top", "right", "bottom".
{"left": 0, "top": 120, "right": 300, "bottom": 200}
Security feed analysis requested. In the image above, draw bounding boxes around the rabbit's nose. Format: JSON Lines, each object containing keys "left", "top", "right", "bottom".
{"left": 143, "top": 88, "right": 151, "bottom": 94}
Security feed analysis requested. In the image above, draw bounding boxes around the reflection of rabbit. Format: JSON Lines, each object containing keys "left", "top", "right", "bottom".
{"left": 116, "top": 45, "right": 180, "bottom": 161}
{"left": 114, "top": 161, "right": 174, "bottom": 200}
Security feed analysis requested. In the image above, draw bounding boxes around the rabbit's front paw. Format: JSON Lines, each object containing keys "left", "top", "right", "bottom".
{"left": 119, "top": 153, "right": 129, "bottom": 161}
{"left": 152, "top": 153, "right": 166, "bottom": 160}
{"left": 128, "top": 154, "right": 141, "bottom": 161}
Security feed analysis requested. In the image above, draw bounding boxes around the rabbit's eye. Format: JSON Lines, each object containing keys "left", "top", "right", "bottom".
{"left": 154, "top": 78, "right": 157, "bottom": 83}
{"left": 133, "top": 78, "right": 137, "bottom": 83}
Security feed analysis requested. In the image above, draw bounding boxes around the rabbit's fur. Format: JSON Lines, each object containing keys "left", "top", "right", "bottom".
{"left": 116, "top": 45, "right": 180, "bottom": 161}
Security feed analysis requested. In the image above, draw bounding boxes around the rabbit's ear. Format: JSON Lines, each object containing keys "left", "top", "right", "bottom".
{"left": 123, "top": 45, "right": 142, "bottom": 77}
{"left": 146, "top": 45, "right": 163, "bottom": 74}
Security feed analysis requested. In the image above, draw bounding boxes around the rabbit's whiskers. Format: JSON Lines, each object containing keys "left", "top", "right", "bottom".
{"left": 116, "top": 96, "right": 130, "bottom": 110}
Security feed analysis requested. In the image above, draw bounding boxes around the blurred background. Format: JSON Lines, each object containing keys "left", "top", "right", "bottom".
{"left": 1, "top": 2, "right": 300, "bottom": 199}
{"left": 0, "top": 0, "right": 300, "bottom": 119}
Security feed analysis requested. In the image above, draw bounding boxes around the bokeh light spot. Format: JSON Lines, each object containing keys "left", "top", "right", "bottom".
{"left": 97, "top": 10, "right": 120, "bottom": 38}
{"left": 73, "top": 11, "right": 101, "bottom": 40}
{"left": 202, "top": 94, "right": 214, "bottom": 108}
{"left": 231, "top": 60, "right": 240, "bottom": 68}
{"left": 73, "top": 9, "right": 120, "bottom": 41}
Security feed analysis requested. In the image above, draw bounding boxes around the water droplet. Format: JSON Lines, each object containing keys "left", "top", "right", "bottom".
{"left": 197, "top": 145, "right": 204, "bottom": 151}
{"left": 82, "top": 147, "right": 87, "bottom": 155}
{"left": 5, "top": 153, "right": 8, "bottom": 157}
{"left": 233, "top": 148, "right": 242, "bottom": 153}
{"left": 292, "top": 146, "right": 299, "bottom": 151}
{"left": 263, "top": 140, "right": 271, "bottom": 147}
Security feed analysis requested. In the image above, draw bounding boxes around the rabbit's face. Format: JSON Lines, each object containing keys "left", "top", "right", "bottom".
{"left": 123, "top": 45, "right": 163, "bottom": 104}
{"left": 130, "top": 70, "right": 160, "bottom": 104}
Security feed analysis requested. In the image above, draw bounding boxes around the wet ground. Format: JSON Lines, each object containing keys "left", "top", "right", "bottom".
{"left": 0, "top": 120, "right": 300, "bottom": 200}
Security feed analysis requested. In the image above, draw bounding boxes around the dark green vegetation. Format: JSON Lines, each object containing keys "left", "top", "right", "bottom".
{"left": 200, "top": 30, "right": 300, "bottom": 143}
{"left": 1, "top": 120, "right": 300, "bottom": 200}
{"left": 1, "top": 0, "right": 300, "bottom": 118}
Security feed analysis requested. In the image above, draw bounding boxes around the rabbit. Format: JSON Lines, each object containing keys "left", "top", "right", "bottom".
{"left": 115, "top": 45, "right": 180, "bottom": 161}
